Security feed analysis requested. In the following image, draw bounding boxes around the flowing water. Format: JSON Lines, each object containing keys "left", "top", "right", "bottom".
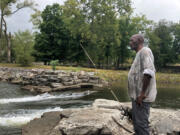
{"left": 0, "top": 82, "right": 180, "bottom": 135}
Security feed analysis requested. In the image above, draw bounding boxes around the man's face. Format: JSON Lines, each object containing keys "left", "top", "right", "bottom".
{"left": 129, "top": 36, "right": 138, "bottom": 51}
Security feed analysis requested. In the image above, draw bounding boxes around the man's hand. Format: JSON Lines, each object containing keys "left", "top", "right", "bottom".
{"left": 136, "top": 74, "right": 151, "bottom": 106}
{"left": 136, "top": 92, "right": 146, "bottom": 106}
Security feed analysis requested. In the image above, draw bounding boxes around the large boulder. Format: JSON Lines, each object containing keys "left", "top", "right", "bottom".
{"left": 22, "top": 99, "right": 133, "bottom": 135}
{"left": 22, "top": 99, "right": 180, "bottom": 135}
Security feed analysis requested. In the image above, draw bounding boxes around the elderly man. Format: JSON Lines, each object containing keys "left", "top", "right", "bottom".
{"left": 128, "top": 34, "right": 157, "bottom": 135}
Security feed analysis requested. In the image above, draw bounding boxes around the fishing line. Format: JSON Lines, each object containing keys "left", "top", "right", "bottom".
{"left": 80, "top": 41, "right": 120, "bottom": 102}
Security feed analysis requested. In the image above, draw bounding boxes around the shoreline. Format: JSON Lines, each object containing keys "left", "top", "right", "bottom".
{"left": 0, "top": 67, "right": 107, "bottom": 93}
{"left": 0, "top": 64, "right": 180, "bottom": 85}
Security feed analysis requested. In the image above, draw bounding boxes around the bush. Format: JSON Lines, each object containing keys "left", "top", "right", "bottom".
{"left": 50, "top": 60, "right": 59, "bottom": 71}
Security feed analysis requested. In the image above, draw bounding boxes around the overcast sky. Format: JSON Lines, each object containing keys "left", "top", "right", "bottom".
{"left": 5, "top": 0, "right": 180, "bottom": 33}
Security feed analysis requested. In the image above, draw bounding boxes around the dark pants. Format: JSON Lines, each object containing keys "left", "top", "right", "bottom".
{"left": 132, "top": 100, "right": 151, "bottom": 135}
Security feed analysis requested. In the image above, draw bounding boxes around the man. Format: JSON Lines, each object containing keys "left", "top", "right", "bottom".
{"left": 128, "top": 34, "right": 157, "bottom": 135}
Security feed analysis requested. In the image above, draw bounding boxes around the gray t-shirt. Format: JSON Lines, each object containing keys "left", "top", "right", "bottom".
{"left": 128, "top": 47, "right": 157, "bottom": 102}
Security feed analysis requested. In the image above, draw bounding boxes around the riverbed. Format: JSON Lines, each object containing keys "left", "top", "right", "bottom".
{"left": 0, "top": 82, "right": 180, "bottom": 135}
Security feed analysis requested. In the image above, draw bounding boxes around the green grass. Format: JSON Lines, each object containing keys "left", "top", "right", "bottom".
{"left": 0, "top": 63, "right": 180, "bottom": 86}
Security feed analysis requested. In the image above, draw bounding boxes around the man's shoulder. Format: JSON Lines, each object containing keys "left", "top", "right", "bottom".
{"left": 142, "top": 47, "right": 152, "bottom": 52}
{"left": 140, "top": 47, "right": 152, "bottom": 55}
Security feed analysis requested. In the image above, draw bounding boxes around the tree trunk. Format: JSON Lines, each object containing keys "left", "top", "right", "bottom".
{"left": 7, "top": 32, "right": 11, "bottom": 63}
{"left": 0, "top": 10, "right": 3, "bottom": 38}
{"left": 2, "top": 16, "right": 9, "bottom": 63}
{"left": 116, "top": 57, "right": 120, "bottom": 69}
{"left": 106, "top": 55, "right": 109, "bottom": 69}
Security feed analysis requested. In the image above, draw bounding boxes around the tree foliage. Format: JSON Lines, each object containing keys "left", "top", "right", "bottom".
{"left": 31, "top": 1, "right": 180, "bottom": 69}
{"left": 147, "top": 20, "right": 180, "bottom": 69}
{"left": 13, "top": 30, "right": 34, "bottom": 66}
{"left": 33, "top": 4, "right": 72, "bottom": 64}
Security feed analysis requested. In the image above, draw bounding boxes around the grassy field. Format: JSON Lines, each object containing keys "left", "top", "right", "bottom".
{"left": 0, "top": 63, "right": 180, "bottom": 86}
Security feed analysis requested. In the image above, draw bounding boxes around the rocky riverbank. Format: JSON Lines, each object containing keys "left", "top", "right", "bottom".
{"left": 0, "top": 67, "right": 107, "bottom": 93}
{"left": 22, "top": 99, "right": 180, "bottom": 135}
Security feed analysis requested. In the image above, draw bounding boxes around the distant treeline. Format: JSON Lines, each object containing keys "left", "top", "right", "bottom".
{"left": 0, "top": 0, "right": 180, "bottom": 70}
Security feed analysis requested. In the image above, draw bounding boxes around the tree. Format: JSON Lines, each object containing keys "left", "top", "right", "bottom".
{"left": 13, "top": 30, "right": 34, "bottom": 66}
{"left": 62, "top": 0, "right": 88, "bottom": 64}
{"left": 33, "top": 4, "right": 71, "bottom": 64}
{"left": 148, "top": 20, "right": 174, "bottom": 68}
{"left": 31, "top": 0, "right": 154, "bottom": 69}
{"left": 0, "top": 0, "right": 34, "bottom": 62}
{"left": 172, "top": 22, "right": 180, "bottom": 63}
{"left": 30, "top": 8, "right": 42, "bottom": 30}
{"left": 80, "top": 0, "right": 120, "bottom": 68}
{"left": 114, "top": 0, "right": 133, "bottom": 69}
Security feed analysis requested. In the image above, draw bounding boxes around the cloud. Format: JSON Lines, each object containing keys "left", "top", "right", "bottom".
{"left": 132, "top": 0, "right": 180, "bottom": 22}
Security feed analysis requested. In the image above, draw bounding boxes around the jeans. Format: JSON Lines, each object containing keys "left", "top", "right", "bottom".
{"left": 132, "top": 100, "right": 151, "bottom": 135}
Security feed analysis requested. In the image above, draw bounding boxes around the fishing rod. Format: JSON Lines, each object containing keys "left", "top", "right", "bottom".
{"left": 79, "top": 41, "right": 120, "bottom": 102}
{"left": 80, "top": 41, "right": 134, "bottom": 134}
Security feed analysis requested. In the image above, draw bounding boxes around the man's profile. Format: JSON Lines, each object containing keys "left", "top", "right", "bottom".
{"left": 128, "top": 34, "right": 157, "bottom": 135}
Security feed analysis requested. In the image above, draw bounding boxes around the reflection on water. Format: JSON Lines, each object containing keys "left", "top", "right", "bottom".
{"left": 152, "top": 87, "right": 180, "bottom": 109}
{"left": 97, "top": 81, "right": 180, "bottom": 109}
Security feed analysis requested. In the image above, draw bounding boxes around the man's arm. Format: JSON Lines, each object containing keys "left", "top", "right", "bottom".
{"left": 136, "top": 74, "right": 151, "bottom": 105}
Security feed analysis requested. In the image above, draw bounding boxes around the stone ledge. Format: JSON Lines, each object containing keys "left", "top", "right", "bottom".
{"left": 22, "top": 99, "right": 180, "bottom": 135}
{"left": 0, "top": 67, "right": 107, "bottom": 93}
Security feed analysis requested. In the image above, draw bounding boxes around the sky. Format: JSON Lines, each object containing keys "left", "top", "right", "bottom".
{"left": 5, "top": 0, "right": 180, "bottom": 33}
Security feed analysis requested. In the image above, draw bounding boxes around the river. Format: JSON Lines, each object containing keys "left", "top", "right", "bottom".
{"left": 0, "top": 82, "right": 180, "bottom": 135}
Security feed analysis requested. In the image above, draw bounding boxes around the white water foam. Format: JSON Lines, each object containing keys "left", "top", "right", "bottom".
{"left": 0, "top": 107, "right": 62, "bottom": 127}
{"left": 0, "top": 91, "right": 96, "bottom": 104}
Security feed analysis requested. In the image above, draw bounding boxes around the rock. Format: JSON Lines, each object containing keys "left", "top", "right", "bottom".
{"left": 94, "top": 84, "right": 104, "bottom": 88}
{"left": 22, "top": 85, "right": 36, "bottom": 92}
{"left": 15, "top": 72, "right": 22, "bottom": 78}
{"left": 38, "top": 78, "right": 48, "bottom": 82}
{"left": 63, "top": 81, "right": 74, "bottom": 86}
{"left": 45, "top": 70, "right": 58, "bottom": 75}
{"left": 40, "top": 75, "right": 50, "bottom": 79}
{"left": 52, "top": 108, "right": 130, "bottom": 135}
{"left": 0, "top": 67, "right": 106, "bottom": 93}
{"left": 60, "top": 76, "right": 72, "bottom": 82}
{"left": 23, "top": 100, "right": 133, "bottom": 135}
{"left": 35, "top": 86, "right": 52, "bottom": 93}
{"left": 22, "top": 85, "right": 52, "bottom": 93}
{"left": 22, "top": 111, "right": 62, "bottom": 135}
{"left": 89, "top": 79, "right": 99, "bottom": 84}
{"left": 52, "top": 85, "right": 81, "bottom": 91}
{"left": 89, "top": 76, "right": 100, "bottom": 84}
{"left": 78, "top": 75, "right": 89, "bottom": 80}
{"left": 21, "top": 81, "right": 31, "bottom": 85}
{"left": 50, "top": 83, "right": 63, "bottom": 88}
{"left": 22, "top": 76, "right": 34, "bottom": 81}
{"left": 82, "top": 78, "right": 89, "bottom": 83}
{"left": 48, "top": 76, "right": 59, "bottom": 82}
{"left": 149, "top": 108, "right": 180, "bottom": 134}
{"left": 89, "top": 76, "right": 99, "bottom": 80}
{"left": 73, "top": 79, "right": 82, "bottom": 84}
{"left": 11, "top": 78, "right": 22, "bottom": 84}
{"left": 79, "top": 71, "right": 86, "bottom": 76}
{"left": 22, "top": 99, "right": 180, "bottom": 135}
{"left": 88, "top": 72, "right": 95, "bottom": 76}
